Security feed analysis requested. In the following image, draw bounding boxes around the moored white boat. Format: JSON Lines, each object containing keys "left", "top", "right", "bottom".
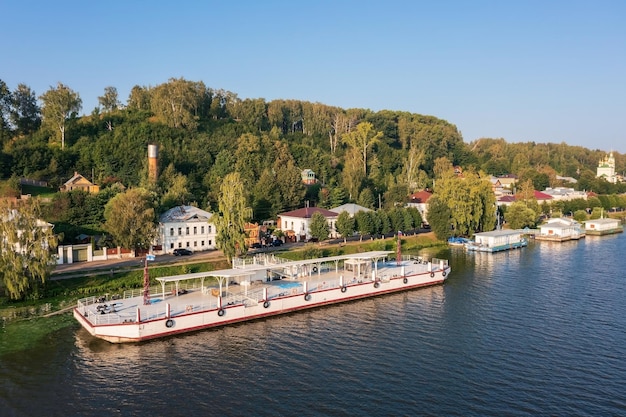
{"left": 73, "top": 251, "right": 451, "bottom": 343}
{"left": 465, "top": 230, "right": 528, "bottom": 253}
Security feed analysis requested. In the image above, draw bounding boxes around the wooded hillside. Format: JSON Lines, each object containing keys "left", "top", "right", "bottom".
{"left": 1, "top": 77, "right": 624, "bottom": 227}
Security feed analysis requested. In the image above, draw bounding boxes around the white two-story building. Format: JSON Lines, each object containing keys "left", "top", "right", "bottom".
{"left": 277, "top": 207, "right": 339, "bottom": 242}
{"left": 158, "top": 205, "right": 216, "bottom": 254}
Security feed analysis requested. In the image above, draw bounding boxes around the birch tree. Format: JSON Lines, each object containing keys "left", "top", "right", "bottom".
{"left": 40, "top": 82, "right": 82, "bottom": 149}
{"left": 342, "top": 122, "right": 383, "bottom": 176}
{"left": 404, "top": 144, "right": 425, "bottom": 192}
{"left": 98, "top": 86, "right": 120, "bottom": 112}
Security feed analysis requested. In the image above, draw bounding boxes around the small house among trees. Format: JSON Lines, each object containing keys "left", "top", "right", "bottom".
{"left": 60, "top": 172, "right": 100, "bottom": 194}
{"left": 301, "top": 169, "right": 316, "bottom": 185}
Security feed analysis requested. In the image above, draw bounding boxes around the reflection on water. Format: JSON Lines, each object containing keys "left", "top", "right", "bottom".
{"left": 2, "top": 234, "right": 626, "bottom": 416}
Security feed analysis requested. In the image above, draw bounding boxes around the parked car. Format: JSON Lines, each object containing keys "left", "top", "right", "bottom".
{"left": 270, "top": 239, "right": 283, "bottom": 247}
{"left": 173, "top": 248, "right": 192, "bottom": 256}
{"left": 250, "top": 242, "right": 262, "bottom": 249}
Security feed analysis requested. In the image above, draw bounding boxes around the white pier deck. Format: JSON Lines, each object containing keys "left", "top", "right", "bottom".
{"left": 74, "top": 251, "right": 450, "bottom": 342}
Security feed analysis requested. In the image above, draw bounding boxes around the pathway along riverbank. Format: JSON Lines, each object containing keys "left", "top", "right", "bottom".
{"left": 2, "top": 232, "right": 443, "bottom": 327}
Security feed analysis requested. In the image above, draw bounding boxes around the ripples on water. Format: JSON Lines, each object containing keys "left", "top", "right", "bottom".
{"left": 2, "top": 235, "right": 626, "bottom": 416}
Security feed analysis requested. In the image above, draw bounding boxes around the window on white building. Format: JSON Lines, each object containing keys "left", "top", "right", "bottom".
{"left": 186, "top": 242, "right": 190, "bottom": 247}
{"left": 193, "top": 226, "right": 197, "bottom": 234}
{"left": 208, "top": 240, "right": 212, "bottom": 245}
{"left": 186, "top": 227, "right": 189, "bottom": 235}
{"left": 178, "top": 227, "right": 182, "bottom": 236}
{"left": 194, "top": 241, "right": 197, "bottom": 247}
{"left": 201, "top": 226, "right": 205, "bottom": 234}
{"left": 201, "top": 240, "right": 205, "bottom": 246}
{"left": 170, "top": 228, "right": 174, "bottom": 236}
{"left": 178, "top": 242, "right": 182, "bottom": 248}
{"left": 208, "top": 225, "right": 212, "bottom": 233}
{"left": 170, "top": 243, "right": 174, "bottom": 249}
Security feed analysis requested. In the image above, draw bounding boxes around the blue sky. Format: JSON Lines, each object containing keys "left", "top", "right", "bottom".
{"left": 2, "top": 0, "right": 625, "bottom": 152}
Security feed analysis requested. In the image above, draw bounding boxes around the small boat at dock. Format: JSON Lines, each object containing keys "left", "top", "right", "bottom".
{"left": 448, "top": 237, "right": 469, "bottom": 246}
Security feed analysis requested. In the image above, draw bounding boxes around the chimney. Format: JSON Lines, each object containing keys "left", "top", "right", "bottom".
{"left": 148, "top": 144, "right": 159, "bottom": 182}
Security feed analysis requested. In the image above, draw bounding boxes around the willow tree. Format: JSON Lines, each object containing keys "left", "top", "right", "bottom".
{"left": 435, "top": 170, "right": 496, "bottom": 236}
{"left": 39, "top": 82, "right": 81, "bottom": 149}
{"left": 0, "top": 199, "right": 57, "bottom": 300}
{"left": 213, "top": 172, "right": 251, "bottom": 262}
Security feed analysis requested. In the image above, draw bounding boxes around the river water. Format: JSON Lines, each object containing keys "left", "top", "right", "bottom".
{"left": 1, "top": 234, "right": 626, "bottom": 416}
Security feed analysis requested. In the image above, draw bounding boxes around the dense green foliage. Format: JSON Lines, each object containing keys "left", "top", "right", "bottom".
{"left": 0, "top": 77, "right": 625, "bottom": 246}
{"left": 103, "top": 188, "right": 157, "bottom": 251}
{"left": 309, "top": 212, "right": 330, "bottom": 242}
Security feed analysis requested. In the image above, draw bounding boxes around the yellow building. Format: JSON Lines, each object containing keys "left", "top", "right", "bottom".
{"left": 60, "top": 172, "right": 100, "bottom": 193}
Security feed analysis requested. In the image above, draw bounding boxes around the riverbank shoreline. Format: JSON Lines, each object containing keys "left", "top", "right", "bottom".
{"left": 0, "top": 233, "right": 443, "bottom": 355}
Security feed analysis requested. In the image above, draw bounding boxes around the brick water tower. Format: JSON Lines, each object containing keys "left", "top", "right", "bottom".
{"left": 148, "top": 144, "right": 159, "bottom": 183}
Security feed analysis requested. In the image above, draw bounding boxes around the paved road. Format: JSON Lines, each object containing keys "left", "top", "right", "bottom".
{"left": 51, "top": 249, "right": 228, "bottom": 278}
{"left": 51, "top": 231, "right": 430, "bottom": 279}
{"left": 51, "top": 244, "right": 295, "bottom": 279}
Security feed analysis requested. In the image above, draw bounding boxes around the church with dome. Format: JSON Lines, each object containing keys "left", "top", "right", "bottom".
{"left": 596, "top": 152, "right": 618, "bottom": 183}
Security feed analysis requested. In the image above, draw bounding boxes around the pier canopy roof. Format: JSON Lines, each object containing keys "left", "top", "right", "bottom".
{"left": 155, "top": 251, "right": 394, "bottom": 285}
{"left": 156, "top": 268, "right": 256, "bottom": 285}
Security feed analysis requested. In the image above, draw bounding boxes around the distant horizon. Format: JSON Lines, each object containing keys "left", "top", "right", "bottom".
{"left": 2, "top": 1, "right": 625, "bottom": 153}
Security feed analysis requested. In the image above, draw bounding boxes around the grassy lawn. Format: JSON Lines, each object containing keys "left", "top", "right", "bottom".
{"left": 21, "top": 184, "right": 58, "bottom": 199}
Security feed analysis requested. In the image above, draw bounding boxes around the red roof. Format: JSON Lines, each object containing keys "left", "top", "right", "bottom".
{"left": 533, "top": 190, "right": 553, "bottom": 200}
{"left": 279, "top": 207, "right": 338, "bottom": 218}
{"left": 409, "top": 190, "right": 432, "bottom": 203}
{"left": 513, "top": 190, "right": 553, "bottom": 201}
{"left": 498, "top": 195, "right": 517, "bottom": 203}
